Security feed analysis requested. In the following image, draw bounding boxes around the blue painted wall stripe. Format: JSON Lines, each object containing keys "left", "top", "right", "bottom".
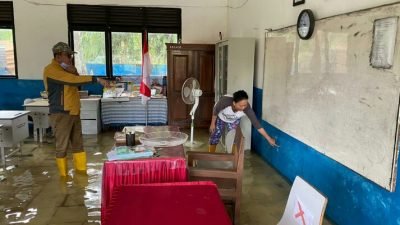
{"left": 252, "top": 87, "right": 400, "bottom": 225}
{"left": 0, "top": 79, "right": 102, "bottom": 110}
{"left": 0, "top": 79, "right": 44, "bottom": 110}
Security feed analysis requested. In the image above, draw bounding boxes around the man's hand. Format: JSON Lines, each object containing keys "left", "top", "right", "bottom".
{"left": 97, "top": 78, "right": 110, "bottom": 88}
{"left": 64, "top": 65, "right": 79, "bottom": 75}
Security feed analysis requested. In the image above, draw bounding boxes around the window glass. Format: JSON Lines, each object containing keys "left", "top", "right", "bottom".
{"left": 0, "top": 29, "right": 16, "bottom": 76}
{"left": 73, "top": 31, "right": 106, "bottom": 76}
{"left": 112, "top": 32, "right": 142, "bottom": 76}
{"left": 148, "top": 33, "right": 177, "bottom": 75}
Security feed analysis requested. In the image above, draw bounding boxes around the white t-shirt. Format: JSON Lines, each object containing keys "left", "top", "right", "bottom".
{"left": 218, "top": 106, "right": 245, "bottom": 123}
{"left": 213, "top": 95, "right": 261, "bottom": 129}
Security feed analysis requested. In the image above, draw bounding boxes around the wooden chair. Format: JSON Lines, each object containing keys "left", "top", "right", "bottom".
{"left": 278, "top": 176, "right": 328, "bottom": 225}
{"left": 187, "top": 127, "right": 245, "bottom": 225}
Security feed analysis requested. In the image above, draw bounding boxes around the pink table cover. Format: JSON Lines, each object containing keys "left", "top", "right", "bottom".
{"left": 101, "top": 144, "right": 187, "bottom": 224}
{"left": 104, "top": 181, "right": 232, "bottom": 225}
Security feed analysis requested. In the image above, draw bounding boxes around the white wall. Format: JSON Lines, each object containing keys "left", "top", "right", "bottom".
{"left": 8, "top": 0, "right": 227, "bottom": 79}
{"left": 227, "top": 0, "right": 400, "bottom": 88}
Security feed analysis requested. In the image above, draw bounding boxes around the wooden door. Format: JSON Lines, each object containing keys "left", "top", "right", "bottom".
{"left": 167, "top": 46, "right": 192, "bottom": 127}
{"left": 194, "top": 49, "right": 215, "bottom": 128}
{"left": 167, "top": 44, "right": 215, "bottom": 128}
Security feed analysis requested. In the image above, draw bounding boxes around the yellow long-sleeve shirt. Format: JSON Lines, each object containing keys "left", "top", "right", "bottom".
{"left": 43, "top": 59, "right": 96, "bottom": 115}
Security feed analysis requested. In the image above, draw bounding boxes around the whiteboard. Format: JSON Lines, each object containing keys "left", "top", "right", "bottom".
{"left": 262, "top": 4, "right": 400, "bottom": 191}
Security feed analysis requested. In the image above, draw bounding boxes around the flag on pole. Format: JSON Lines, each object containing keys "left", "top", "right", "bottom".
{"left": 140, "top": 32, "right": 151, "bottom": 105}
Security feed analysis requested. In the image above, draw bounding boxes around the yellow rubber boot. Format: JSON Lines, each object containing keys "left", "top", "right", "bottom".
{"left": 73, "top": 152, "right": 87, "bottom": 172}
{"left": 56, "top": 157, "right": 68, "bottom": 177}
{"left": 208, "top": 145, "right": 217, "bottom": 153}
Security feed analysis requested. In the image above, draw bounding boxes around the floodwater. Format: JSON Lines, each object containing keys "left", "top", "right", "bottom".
{"left": 0, "top": 129, "right": 333, "bottom": 225}
{"left": 0, "top": 132, "right": 115, "bottom": 225}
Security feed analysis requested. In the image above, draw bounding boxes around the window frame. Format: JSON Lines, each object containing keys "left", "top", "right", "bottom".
{"left": 0, "top": 1, "right": 18, "bottom": 78}
{"left": 67, "top": 5, "right": 181, "bottom": 78}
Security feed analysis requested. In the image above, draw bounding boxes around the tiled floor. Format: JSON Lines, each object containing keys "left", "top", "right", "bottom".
{"left": 0, "top": 128, "right": 333, "bottom": 225}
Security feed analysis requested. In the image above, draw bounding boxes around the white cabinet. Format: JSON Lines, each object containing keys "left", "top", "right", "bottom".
{"left": 215, "top": 38, "right": 256, "bottom": 150}
{"left": 80, "top": 98, "right": 101, "bottom": 135}
{"left": 0, "top": 111, "right": 30, "bottom": 166}
{"left": 215, "top": 41, "right": 228, "bottom": 101}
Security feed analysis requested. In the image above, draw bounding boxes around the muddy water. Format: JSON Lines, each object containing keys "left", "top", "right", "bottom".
{"left": 0, "top": 133, "right": 115, "bottom": 224}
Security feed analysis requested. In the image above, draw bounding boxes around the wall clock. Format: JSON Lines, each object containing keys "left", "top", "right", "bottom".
{"left": 297, "top": 9, "right": 315, "bottom": 40}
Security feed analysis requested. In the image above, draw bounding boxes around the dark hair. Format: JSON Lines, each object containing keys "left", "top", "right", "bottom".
{"left": 233, "top": 90, "right": 248, "bottom": 102}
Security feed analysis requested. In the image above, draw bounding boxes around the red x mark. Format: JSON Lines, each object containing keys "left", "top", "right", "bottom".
{"left": 295, "top": 201, "right": 306, "bottom": 225}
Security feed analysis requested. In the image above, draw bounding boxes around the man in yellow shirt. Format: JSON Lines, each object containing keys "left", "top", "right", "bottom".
{"left": 43, "top": 42, "right": 109, "bottom": 176}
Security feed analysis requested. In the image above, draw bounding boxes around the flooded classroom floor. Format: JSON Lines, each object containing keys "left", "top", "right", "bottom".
{"left": 0, "top": 129, "right": 333, "bottom": 225}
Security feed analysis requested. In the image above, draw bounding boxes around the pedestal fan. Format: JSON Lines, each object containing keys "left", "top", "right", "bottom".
{"left": 182, "top": 77, "right": 203, "bottom": 148}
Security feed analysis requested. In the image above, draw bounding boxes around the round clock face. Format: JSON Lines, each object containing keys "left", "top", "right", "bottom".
{"left": 297, "top": 9, "right": 315, "bottom": 40}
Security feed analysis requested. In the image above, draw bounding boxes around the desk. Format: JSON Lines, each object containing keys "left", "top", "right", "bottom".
{"left": 101, "top": 97, "right": 167, "bottom": 126}
{"left": 105, "top": 182, "right": 232, "bottom": 225}
{"left": 101, "top": 144, "right": 187, "bottom": 224}
{"left": 23, "top": 98, "right": 103, "bottom": 139}
{"left": 0, "top": 111, "right": 30, "bottom": 167}
{"left": 23, "top": 98, "right": 49, "bottom": 143}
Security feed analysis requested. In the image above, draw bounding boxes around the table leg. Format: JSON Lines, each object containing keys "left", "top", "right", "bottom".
{"left": 39, "top": 128, "right": 43, "bottom": 143}
{"left": 33, "top": 126, "right": 38, "bottom": 142}
{"left": 1, "top": 146, "right": 5, "bottom": 167}
{"left": 18, "top": 143, "right": 22, "bottom": 155}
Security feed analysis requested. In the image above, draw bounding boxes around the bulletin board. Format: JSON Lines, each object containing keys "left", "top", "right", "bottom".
{"left": 262, "top": 4, "right": 400, "bottom": 191}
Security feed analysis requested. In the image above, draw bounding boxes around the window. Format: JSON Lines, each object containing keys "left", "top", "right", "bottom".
{"left": 67, "top": 5, "right": 181, "bottom": 78}
{"left": 112, "top": 32, "right": 142, "bottom": 76}
{"left": 0, "top": 2, "right": 17, "bottom": 77}
{"left": 148, "top": 33, "right": 177, "bottom": 76}
{"left": 73, "top": 31, "right": 106, "bottom": 76}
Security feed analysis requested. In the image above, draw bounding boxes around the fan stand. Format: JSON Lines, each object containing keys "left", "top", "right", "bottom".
{"left": 184, "top": 114, "right": 203, "bottom": 148}
{"left": 184, "top": 93, "right": 203, "bottom": 148}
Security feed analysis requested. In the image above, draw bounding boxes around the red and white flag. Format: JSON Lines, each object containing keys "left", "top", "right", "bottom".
{"left": 140, "top": 32, "right": 151, "bottom": 105}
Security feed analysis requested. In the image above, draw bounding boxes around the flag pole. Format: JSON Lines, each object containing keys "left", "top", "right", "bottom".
{"left": 145, "top": 100, "right": 148, "bottom": 126}
{"left": 140, "top": 30, "right": 151, "bottom": 126}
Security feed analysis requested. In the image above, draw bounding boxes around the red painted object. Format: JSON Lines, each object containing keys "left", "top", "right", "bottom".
{"left": 101, "top": 144, "right": 188, "bottom": 224}
{"left": 105, "top": 182, "right": 232, "bottom": 225}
